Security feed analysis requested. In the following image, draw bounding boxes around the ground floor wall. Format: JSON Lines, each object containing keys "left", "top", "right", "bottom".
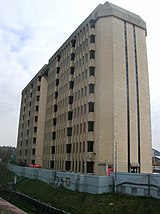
{"left": 8, "top": 164, "right": 160, "bottom": 198}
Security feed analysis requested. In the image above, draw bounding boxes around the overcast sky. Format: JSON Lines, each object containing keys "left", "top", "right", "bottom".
{"left": 0, "top": 0, "right": 159, "bottom": 151}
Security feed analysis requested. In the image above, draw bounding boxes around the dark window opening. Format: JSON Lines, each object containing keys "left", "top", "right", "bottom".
{"left": 55, "top": 79, "right": 59, "bottom": 86}
{"left": 51, "top": 146, "right": 55, "bottom": 154}
{"left": 68, "top": 96, "right": 73, "bottom": 104}
{"left": 33, "top": 138, "right": 36, "bottom": 144}
{"left": 90, "top": 50, "right": 95, "bottom": 59}
{"left": 90, "top": 34, "right": 95, "bottom": 43}
{"left": 88, "top": 121, "right": 94, "bottom": 132}
{"left": 37, "top": 86, "right": 40, "bottom": 91}
{"left": 70, "top": 67, "right": 75, "bottom": 75}
{"left": 89, "top": 66, "right": 95, "bottom": 76}
{"left": 88, "top": 102, "right": 94, "bottom": 112}
{"left": 25, "top": 149, "right": 27, "bottom": 155}
{"left": 87, "top": 141, "right": 94, "bottom": 152}
{"left": 89, "top": 84, "right": 95, "bottom": 94}
{"left": 31, "top": 160, "right": 35, "bottom": 164}
{"left": 35, "top": 106, "right": 39, "bottom": 111}
{"left": 67, "top": 127, "right": 72, "bottom": 136}
{"left": 66, "top": 144, "right": 72, "bottom": 153}
{"left": 54, "top": 104, "right": 57, "bottom": 112}
{"left": 71, "top": 53, "right": 75, "bottom": 61}
{"left": 55, "top": 91, "right": 58, "bottom": 99}
{"left": 34, "top": 127, "right": 37, "bottom": 133}
{"left": 35, "top": 116, "right": 38, "bottom": 122}
{"left": 32, "top": 149, "right": 36, "bottom": 155}
{"left": 65, "top": 161, "right": 71, "bottom": 171}
{"left": 53, "top": 118, "right": 57, "bottom": 126}
{"left": 57, "top": 67, "right": 60, "bottom": 73}
{"left": 50, "top": 160, "right": 54, "bottom": 169}
{"left": 90, "top": 20, "right": 95, "bottom": 28}
{"left": 68, "top": 111, "right": 73, "bottom": 120}
{"left": 57, "top": 54, "right": 61, "bottom": 62}
{"left": 87, "top": 162, "right": 94, "bottom": 173}
{"left": 52, "top": 132, "right": 56, "bottom": 140}
{"left": 69, "top": 81, "right": 74, "bottom": 89}
{"left": 71, "top": 39, "right": 76, "bottom": 47}
{"left": 36, "top": 96, "right": 40, "bottom": 101}
{"left": 38, "top": 76, "right": 41, "bottom": 81}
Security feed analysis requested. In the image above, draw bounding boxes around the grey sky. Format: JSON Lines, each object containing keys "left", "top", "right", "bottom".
{"left": 0, "top": 0, "right": 159, "bottom": 151}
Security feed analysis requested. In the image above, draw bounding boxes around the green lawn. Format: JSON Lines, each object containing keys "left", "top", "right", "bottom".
{"left": 1, "top": 166, "right": 160, "bottom": 214}
{"left": 16, "top": 178, "right": 160, "bottom": 214}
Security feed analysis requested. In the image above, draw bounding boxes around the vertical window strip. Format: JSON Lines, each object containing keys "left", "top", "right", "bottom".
{"left": 124, "top": 22, "right": 130, "bottom": 172}
{"left": 133, "top": 26, "right": 141, "bottom": 172}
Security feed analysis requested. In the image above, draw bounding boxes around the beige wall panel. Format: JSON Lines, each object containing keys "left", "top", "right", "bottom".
{"left": 136, "top": 27, "right": 152, "bottom": 173}
{"left": 112, "top": 17, "right": 128, "bottom": 172}
{"left": 95, "top": 17, "right": 114, "bottom": 174}
{"left": 36, "top": 76, "right": 48, "bottom": 165}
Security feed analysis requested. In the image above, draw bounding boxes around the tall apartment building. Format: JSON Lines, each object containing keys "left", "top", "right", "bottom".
{"left": 16, "top": 2, "right": 152, "bottom": 175}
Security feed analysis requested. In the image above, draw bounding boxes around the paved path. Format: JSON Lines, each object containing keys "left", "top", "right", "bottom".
{"left": 0, "top": 197, "right": 28, "bottom": 214}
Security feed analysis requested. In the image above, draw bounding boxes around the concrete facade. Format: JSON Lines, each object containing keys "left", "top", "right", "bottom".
{"left": 16, "top": 2, "right": 152, "bottom": 175}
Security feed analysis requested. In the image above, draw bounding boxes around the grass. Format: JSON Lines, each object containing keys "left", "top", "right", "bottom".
{"left": 1, "top": 166, "right": 160, "bottom": 214}
{"left": 0, "top": 164, "right": 15, "bottom": 185}
{"left": 16, "top": 179, "right": 160, "bottom": 214}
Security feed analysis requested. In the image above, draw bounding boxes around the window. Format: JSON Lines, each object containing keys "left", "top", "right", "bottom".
{"left": 68, "top": 96, "right": 73, "bottom": 104}
{"left": 65, "top": 161, "right": 71, "bottom": 170}
{"left": 90, "top": 20, "right": 95, "bottom": 28}
{"left": 29, "top": 102, "right": 31, "bottom": 107}
{"left": 90, "top": 34, "right": 95, "bottom": 43}
{"left": 83, "top": 142, "right": 85, "bottom": 152}
{"left": 89, "top": 84, "right": 95, "bottom": 94}
{"left": 70, "top": 67, "right": 75, "bottom": 75}
{"left": 53, "top": 118, "right": 57, "bottom": 126}
{"left": 35, "top": 116, "right": 38, "bottom": 122}
{"left": 51, "top": 146, "right": 55, "bottom": 154}
{"left": 32, "top": 149, "right": 36, "bottom": 155}
{"left": 88, "top": 121, "right": 94, "bottom": 132}
{"left": 55, "top": 79, "right": 59, "bottom": 86}
{"left": 71, "top": 53, "right": 75, "bottom": 61}
{"left": 87, "top": 141, "right": 94, "bottom": 152}
{"left": 33, "top": 138, "right": 36, "bottom": 144}
{"left": 57, "top": 67, "right": 60, "bottom": 73}
{"left": 36, "top": 96, "right": 40, "bottom": 101}
{"left": 26, "top": 139, "right": 28, "bottom": 145}
{"left": 28, "top": 111, "right": 30, "bottom": 116}
{"left": 89, "top": 66, "right": 95, "bottom": 76}
{"left": 68, "top": 111, "right": 73, "bottom": 120}
{"left": 67, "top": 127, "right": 72, "bottom": 136}
{"left": 66, "top": 144, "right": 72, "bottom": 153}
{"left": 54, "top": 104, "right": 57, "bottom": 112}
{"left": 34, "top": 127, "right": 37, "bottom": 133}
{"left": 31, "top": 160, "right": 35, "bottom": 164}
{"left": 37, "top": 86, "right": 40, "bottom": 91}
{"left": 71, "top": 39, "right": 76, "bottom": 47}
{"left": 52, "top": 132, "right": 56, "bottom": 140}
{"left": 35, "top": 106, "right": 39, "bottom": 111}
{"left": 38, "top": 76, "right": 41, "bottom": 81}
{"left": 55, "top": 91, "right": 58, "bottom": 99}
{"left": 27, "top": 129, "right": 29, "bottom": 135}
{"left": 25, "top": 149, "right": 27, "bottom": 155}
{"left": 57, "top": 54, "right": 61, "bottom": 62}
{"left": 87, "top": 162, "right": 94, "bottom": 173}
{"left": 50, "top": 160, "right": 54, "bottom": 169}
{"left": 89, "top": 50, "right": 95, "bottom": 59}
{"left": 69, "top": 81, "right": 74, "bottom": 89}
{"left": 88, "top": 102, "right": 94, "bottom": 112}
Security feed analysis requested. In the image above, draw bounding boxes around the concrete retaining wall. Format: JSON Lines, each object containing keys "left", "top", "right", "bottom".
{"left": 8, "top": 164, "right": 160, "bottom": 198}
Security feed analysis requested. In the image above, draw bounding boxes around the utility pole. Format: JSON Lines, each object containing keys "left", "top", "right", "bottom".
{"left": 114, "top": 141, "right": 117, "bottom": 193}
